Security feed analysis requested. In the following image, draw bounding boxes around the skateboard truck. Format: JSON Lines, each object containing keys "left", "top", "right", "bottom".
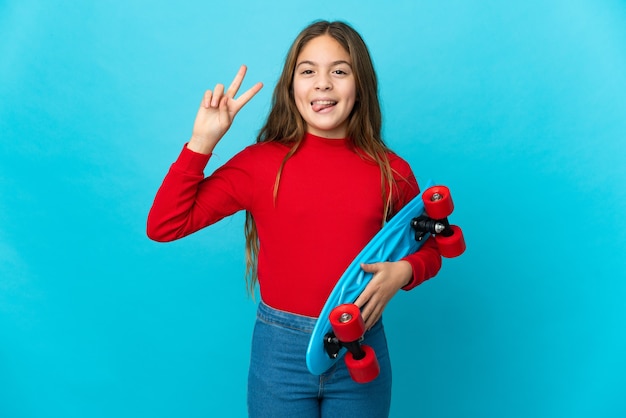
{"left": 325, "top": 304, "right": 380, "bottom": 383}
{"left": 410, "top": 214, "right": 452, "bottom": 242}
{"left": 323, "top": 330, "right": 365, "bottom": 361}
{"left": 410, "top": 186, "right": 466, "bottom": 258}
{"left": 323, "top": 332, "right": 343, "bottom": 359}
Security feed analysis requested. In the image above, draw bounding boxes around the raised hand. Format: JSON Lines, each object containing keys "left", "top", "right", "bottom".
{"left": 188, "top": 65, "right": 263, "bottom": 154}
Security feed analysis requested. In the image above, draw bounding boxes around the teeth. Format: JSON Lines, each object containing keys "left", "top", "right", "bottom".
{"left": 312, "top": 100, "right": 336, "bottom": 105}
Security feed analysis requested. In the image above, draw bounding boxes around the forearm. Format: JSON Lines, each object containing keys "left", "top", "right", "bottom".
{"left": 146, "top": 147, "right": 212, "bottom": 242}
{"left": 187, "top": 135, "right": 218, "bottom": 155}
{"left": 401, "top": 236, "right": 443, "bottom": 290}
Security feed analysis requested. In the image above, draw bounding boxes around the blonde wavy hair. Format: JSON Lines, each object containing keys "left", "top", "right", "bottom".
{"left": 244, "top": 20, "right": 396, "bottom": 294}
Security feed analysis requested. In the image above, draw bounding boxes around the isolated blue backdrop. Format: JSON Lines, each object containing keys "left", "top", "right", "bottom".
{"left": 2, "top": 0, "right": 626, "bottom": 417}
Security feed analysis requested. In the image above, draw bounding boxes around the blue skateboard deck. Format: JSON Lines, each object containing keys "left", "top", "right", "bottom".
{"left": 306, "top": 179, "right": 436, "bottom": 376}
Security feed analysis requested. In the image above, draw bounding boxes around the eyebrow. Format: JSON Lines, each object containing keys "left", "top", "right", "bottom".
{"left": 296, "top": 60, "right": 352, "bottom": 68}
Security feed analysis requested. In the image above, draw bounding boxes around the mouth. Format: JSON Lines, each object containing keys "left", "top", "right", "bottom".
{"left": 311, "top": 100, "right": 337, "bottom": 112}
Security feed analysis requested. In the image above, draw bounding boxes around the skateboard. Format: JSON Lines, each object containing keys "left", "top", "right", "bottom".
{"left": 305, "top": 181, "right": 466, "bottom": 383}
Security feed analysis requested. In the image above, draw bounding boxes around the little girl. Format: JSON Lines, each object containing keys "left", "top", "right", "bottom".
{"left": 148, "top": 20, "right": 442, "bottom": 418}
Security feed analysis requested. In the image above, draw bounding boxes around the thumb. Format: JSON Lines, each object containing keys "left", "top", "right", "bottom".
{"left": 360, "top": 262, "right": 381, "bottom": 273}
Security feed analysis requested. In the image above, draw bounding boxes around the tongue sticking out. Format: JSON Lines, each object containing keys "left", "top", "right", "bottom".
{"left": 312, "top": 101, "right": 336, "bottom": 112}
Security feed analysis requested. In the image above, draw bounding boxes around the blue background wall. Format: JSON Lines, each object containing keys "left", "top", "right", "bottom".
{"left": 2, "top": 0, "right": 625, "bottom": 417}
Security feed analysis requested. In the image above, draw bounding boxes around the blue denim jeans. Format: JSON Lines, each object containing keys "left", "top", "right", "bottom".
{"left": 247, "top": 301, "right": 392, "bottom": 418}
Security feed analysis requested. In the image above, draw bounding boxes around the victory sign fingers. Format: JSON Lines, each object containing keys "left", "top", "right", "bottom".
{"left": 189, "top": 65, "right": 263, "bottom": 154}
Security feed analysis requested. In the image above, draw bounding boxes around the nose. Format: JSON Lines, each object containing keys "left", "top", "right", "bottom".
{"left": 315, "top": 73, "right": 332, "bottom": 90}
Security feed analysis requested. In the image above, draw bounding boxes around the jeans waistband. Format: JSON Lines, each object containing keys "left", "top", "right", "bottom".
{"left": 257, "top": 300, "right": 318, "bottom": 334}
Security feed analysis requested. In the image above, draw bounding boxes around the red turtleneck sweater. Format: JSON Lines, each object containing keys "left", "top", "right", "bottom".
{"left": 147, "top": 133, "right": 441, "bottom": 317}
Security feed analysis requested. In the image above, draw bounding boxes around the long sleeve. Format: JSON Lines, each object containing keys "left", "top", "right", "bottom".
{"left": 401, "top": 237, "right": 442, "bottom": 290}
{"left": 146, "top": 145, "right": 253, "bottom": 242}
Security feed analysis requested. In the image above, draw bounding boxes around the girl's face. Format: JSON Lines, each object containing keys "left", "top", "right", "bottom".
{"left": 293, "top": 35, "right": 357, "bottom": 139}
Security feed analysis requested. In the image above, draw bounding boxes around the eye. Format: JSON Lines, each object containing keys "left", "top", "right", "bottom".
{"left": 333, "top": 69, "right": 349, "bottom": 76}
{"left": 300, "top": 69, "right": 314, "bottom": 75}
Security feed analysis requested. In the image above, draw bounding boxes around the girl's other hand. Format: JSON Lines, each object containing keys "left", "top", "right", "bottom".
{"left": 354, "top": 261, "right": 413, "bottom": 330}
{"left": 188, "top": 65, "right": 263, "bottom": 154}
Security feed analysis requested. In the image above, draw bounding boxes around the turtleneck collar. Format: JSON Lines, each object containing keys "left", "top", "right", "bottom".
{"left": 303, "top": 132, "right": 351, "bottom": 148}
